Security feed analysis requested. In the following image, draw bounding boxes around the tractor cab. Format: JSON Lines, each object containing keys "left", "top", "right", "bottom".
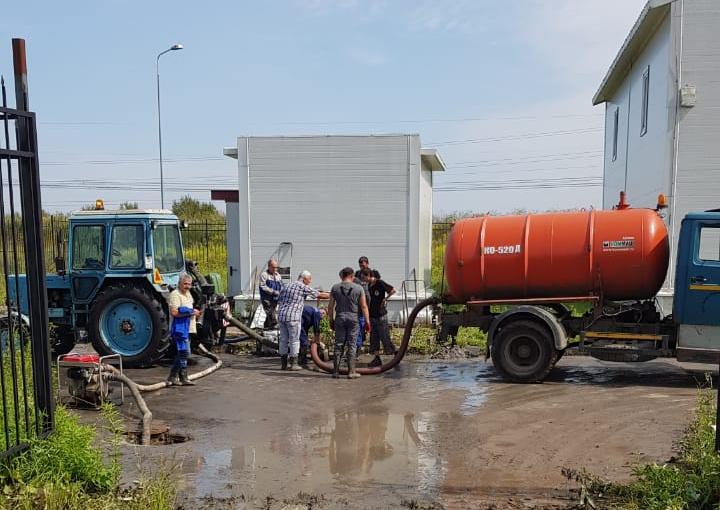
{"left": 66, "top": 207, "right": 185, "bottom": 303}
{"left": 53, "top": 204, "right": 188, "bottom": 365}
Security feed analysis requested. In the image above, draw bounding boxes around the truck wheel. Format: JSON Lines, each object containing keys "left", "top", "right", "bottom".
{"left": 491, "top": 320, "right": 557, "bottom": 383}
{"left": 88, "top": 283, "right": 169, "bottom": 367}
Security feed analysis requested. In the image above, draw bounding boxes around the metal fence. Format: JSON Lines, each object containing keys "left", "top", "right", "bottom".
{"left": 0, "top": 39, "right": 54, "bottom": 458}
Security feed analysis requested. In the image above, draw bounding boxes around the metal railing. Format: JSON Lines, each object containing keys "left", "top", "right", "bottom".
{"left": 0, "top": 39, "right": 54, "bottom": 458}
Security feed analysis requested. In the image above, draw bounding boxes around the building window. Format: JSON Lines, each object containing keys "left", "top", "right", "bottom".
{"left": 612, "top": 107, "right": 619, "bottom": 161}
{"left": 640, "top": 66, "right": 650, "bottom": 136}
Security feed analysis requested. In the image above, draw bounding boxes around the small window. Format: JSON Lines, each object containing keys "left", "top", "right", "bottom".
{"left": 72, "top": 225, "right": 105, "bottom": 270}
{"left": 612, "top": 107, "right": 619, "bottom": 161}
{"left": 640, "top": 66, "right": 650, "bottom": 136}
{"left": 110, "top": 225, "right": 144, "bottom": 269}
{"left": 152, "top": 224, "right": 184, "bottom": 273}
{"left": 698, "top": 227, "right": 720, "bottom": 262}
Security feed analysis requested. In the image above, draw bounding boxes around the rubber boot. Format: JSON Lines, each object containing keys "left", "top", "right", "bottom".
{"left": 347, "top": 354, "right": 361, "bottom": 379}
{"left": 281, "top": 355, "right": 288, "bottom": 370}
{"left": 179, "top": 368, "right": 196, "bottom": 386}
{"left": 288, "top": 356, "right": 302, "bottom": 371}
{"left": 166, "top": 367, "right": 180, "bottom": 386}
{"left": 299, "top": 346, "right": 308, "bottom": 368}
{"left": 368, "top": 354, "right": 382, "bottom": 368}
{"left": 332, "top": 356, "right": 340, "bottom": 379}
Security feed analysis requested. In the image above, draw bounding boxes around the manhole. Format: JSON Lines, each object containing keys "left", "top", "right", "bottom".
{"left": 124, "top": 420, "right": 191, "bottom": 445}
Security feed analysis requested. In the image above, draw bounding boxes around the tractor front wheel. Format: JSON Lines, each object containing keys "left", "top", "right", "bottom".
{"left": 88, "top": 283, "right": 169, "bottom": 367}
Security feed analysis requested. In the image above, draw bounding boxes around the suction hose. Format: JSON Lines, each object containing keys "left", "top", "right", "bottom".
{"left": 223, "top": 313, "right": 281, "bottom": 351}
{"left": 100, "top": 344, "right": 222, "bottom": 444}
{"left": 103, "top": 343, "right": 222, "bottom": 392}
{"left": 310, "top": 297, "right": 439, "bottom": 375}
{"left": 104, "top": 371, "right": 153, "bottom": 445}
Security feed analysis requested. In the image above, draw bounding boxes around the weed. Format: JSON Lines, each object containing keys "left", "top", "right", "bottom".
{"left": 0, "top": 405, "right": 177, "bottom": 510}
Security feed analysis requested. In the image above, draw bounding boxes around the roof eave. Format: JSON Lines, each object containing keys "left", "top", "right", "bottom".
{"left": 420, "top": 148, "right": 446, "bottom": 172}
{"left": 592, "top": 0, "right": 674, "bottom": 105}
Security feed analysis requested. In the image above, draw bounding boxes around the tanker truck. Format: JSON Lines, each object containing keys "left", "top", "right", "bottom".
{"left": 436, "top": 193, "right": 720, "bottom": 382}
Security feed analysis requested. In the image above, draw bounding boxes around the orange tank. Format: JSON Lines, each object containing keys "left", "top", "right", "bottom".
{"left": 444, "top": 208, "right": 669, "bottom": 303}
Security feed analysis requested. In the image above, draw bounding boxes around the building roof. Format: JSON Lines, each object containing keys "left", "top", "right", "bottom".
{"left": 223, "top": 139, "right": 446, "bottom": 172}
{"left": 592, "top": 0, "right": 675, "bottom": 105}
{"left": 420, "top": 148, "right": 446, "bottom": 172}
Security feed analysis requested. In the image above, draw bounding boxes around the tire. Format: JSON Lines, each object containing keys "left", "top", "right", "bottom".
{"left": 88, "top": 283, "right": 169, "bottom": 367}
{"left": 491, "top": 320, "right": 557, "bottom": 383}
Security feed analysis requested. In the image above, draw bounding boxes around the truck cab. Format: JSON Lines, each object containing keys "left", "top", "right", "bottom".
{"left": 673, "top": 211, "right": 720, "bottom": 362}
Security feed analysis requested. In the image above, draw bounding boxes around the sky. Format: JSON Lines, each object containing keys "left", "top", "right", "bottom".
{"left": 1, "top": 0, "right": 647, "bottom": 215}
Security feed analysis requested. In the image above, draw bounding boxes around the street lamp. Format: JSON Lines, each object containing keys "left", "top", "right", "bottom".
{"left": 156, "top": 43, "right": 183, "bottom": 209}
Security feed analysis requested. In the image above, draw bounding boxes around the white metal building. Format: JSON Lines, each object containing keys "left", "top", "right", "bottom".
{"left": 219, "top": 134, "right": 445, "bottom": 318}
{"left": 593, "top": 0, "right": 720, "bottom": 297}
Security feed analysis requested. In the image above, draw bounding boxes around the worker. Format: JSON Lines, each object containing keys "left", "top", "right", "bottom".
{"left": 299, "top": 305, "right": 326, "bottom": 368}
{"left": 354, "top": 256, "right": 374, "bottom": 350}
{"left": 259, "top": 258, "right": 283, "bottom": 330}
{"left": 166, "top": 273, "right": 201, "bottom": 386}
{"left": 277, "top": 270, "right": 329, "bottom": 371}
{"left": 361, "top": 268, "right": 397, "bottom": 367}
{"left": 329, "top": 266, "right": 371, "bottom": 379}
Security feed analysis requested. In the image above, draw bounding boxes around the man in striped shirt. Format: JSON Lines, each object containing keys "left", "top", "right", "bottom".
{"left": 278, "top": 270, "right": 329, "bottom": 370}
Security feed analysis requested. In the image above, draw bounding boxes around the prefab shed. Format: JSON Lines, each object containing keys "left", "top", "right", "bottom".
{"left": 221, "top": 134, "right": 445, "bottom": 305}
{"left": 593, "top": 0, "right": 720, "bottom": 300}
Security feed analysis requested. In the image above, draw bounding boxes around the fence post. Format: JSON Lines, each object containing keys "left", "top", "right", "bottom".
{"left": 205, "top": 219, "right": 209, "bottom": 265}
{"left": 13, "top": 38, "right": 54, "bottom": 434}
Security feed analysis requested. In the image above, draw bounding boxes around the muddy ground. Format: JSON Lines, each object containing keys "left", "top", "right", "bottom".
{"left": 79, "top": 351, "right": 707, "bottom": 509}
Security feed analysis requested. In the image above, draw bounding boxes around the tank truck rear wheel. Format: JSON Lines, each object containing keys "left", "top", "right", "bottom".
{"left": 88, "top": 283, "right": 169, "bottom": 367}
{"left": 491, "top": 320, "right": 557, "bottom": 383}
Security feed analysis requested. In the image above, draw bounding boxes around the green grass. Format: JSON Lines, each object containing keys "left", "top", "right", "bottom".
{"left": 0, "top": 404, "right": 178, "bottom": 510}
{"left": 0, "top": 344, "right": 36, "bottom": 452}
{"left": 579, "top": 383, "right": 720, "bottom": 510}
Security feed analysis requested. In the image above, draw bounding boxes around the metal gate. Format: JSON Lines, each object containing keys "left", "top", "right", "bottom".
{"left": 0, "top": 39, "right": 54, "bottom": 457}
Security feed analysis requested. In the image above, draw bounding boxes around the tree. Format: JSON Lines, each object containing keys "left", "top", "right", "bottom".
{"left": 119, "top": 201, "right": 138, "bottom": 210}
{"left": 171, "top": 196, "right": 224, "bottom": 222}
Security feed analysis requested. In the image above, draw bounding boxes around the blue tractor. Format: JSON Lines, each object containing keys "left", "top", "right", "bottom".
{"left": 10, "top": 205, "right": 229, "bottom": 366}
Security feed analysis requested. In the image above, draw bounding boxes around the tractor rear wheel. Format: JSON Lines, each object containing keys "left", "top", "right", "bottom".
{"left": 491, "top": 320, "right": 557, "bottom": 383}
{"left": 88, "top": 283, "right": 169, "bottom": 367}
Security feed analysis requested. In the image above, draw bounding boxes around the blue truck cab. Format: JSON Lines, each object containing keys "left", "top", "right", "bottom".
{"left": 673, "top": 211, "right": 720, "bottom": 362}
{"left": 11, "top": 207, "right": 186, "bottom": 366}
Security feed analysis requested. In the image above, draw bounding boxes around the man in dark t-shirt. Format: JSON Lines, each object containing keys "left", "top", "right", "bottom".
{"left": 329, "top": 266, "right": 371, "bottom": 379}
{"left": 361, "top": 268, "right": 397, "bottom": 367}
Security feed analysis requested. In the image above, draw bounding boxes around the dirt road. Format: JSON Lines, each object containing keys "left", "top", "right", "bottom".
{"left": 112, "top": 354, "right": 703, "bottom": 509}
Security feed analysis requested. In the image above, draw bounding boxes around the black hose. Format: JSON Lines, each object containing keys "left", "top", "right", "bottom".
{"left": 310, "top": 297, "right": 439, "bottom": 375}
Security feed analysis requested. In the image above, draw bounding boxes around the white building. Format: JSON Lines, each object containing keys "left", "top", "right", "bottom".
{"left": 593, "top": 0, "right": 720, "bottom": 297}
{"left": 218, "top": 134, "right": 445, "bottom": 321}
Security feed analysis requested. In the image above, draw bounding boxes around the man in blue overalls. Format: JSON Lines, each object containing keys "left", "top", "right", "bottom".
{"left": 299, "top": 305, "right": 326, "bottom": 368}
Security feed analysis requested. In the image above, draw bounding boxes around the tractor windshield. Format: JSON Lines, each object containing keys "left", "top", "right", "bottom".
{"left": 152, "top": 224, "right": 184, "bottom": 273}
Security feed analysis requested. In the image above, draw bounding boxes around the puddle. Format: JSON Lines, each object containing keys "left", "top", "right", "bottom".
{"left": 185, "top": 408, "right": 446, "bottom": 501}
{"left": 414, "top": 361, "right": 493, "bottom": 415}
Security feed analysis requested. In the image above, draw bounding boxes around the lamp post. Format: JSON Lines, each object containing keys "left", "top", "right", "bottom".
{"left": 156, "top": 43, "right": 183, "bottom": 209}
